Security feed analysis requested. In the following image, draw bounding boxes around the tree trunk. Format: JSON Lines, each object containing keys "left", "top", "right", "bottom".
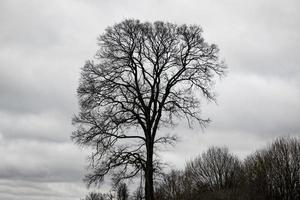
{"left": 145, "top": 142, "right": 154, "bottom": 200}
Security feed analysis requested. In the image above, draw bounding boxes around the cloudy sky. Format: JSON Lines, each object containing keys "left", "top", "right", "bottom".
{"left": 0, "top": 0, "right": 299, "bottom": 199}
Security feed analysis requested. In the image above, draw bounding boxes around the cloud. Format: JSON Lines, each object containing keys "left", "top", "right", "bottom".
{"left": 0, "top": 179, "right": 87, "bottom": 200}
{"left": 0, "top": 139, "right": 86, "bottom": 182}
{"left": 0, "top": 109, "right": 73, "bottom": 142}
{"left": 204, "top": 73, "right": 300, "bottom": 137}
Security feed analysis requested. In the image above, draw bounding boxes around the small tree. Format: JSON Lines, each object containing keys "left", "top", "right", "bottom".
{"left": 132, "top": 186, "right": 144, "bottom": 200}
{"left": 244, "top": 137, "right": 300, "bottom": 200}
{"left": 155, "top": 170, "right": 186, "bottom": 200}
{"left": 82, "top": 192, "right": 110, "bottom": 200}
{"left": 185, "top": 147, "right": 242, "bottom": 199}
{"left": 72, "top": 19, "right": 225, "bottom": 200}
{"left": 117, "top": 183, "right": 129, "bottom": 200}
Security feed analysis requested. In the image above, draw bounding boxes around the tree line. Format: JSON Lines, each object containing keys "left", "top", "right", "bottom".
{"left": 81, "top": 136, "right": 300, "bottom": 200}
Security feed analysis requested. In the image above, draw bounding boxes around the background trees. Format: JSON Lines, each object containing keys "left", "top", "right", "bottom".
{"left": 155, "top": 147, "right": 243, "bottom": 200}
{"left": 185, "top": 147, "right": 243, "bottom": 199}
{"left": 72, "top": 19, "right": 225, "bottom": 200}
{"left": 154, "top": 170, "right": 188, "bottom": 200}
{"left": 117, "top": 183, "right": 129, "bottom": 200}
{"left": 81, "top": 192, "right": 113, "bottom": 200}
{"left": 244, "top": 137, "right": 300, "bottom": 200}
{"left": 153, "top": 137, "right": 300, "bottom": 200}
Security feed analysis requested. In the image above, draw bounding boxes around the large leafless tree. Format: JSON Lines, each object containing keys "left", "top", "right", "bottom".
{"left": 72, "top": 19, "right": 225, "bottom": 200}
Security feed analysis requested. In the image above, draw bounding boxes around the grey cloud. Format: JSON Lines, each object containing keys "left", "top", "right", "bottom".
{"left": 0, "top": 109, "right": 73, "bottom": 142}
{"left": 0, "top": 179, "right": 87, "bottom": 200}
{"left": 202, "top": 73, "right": 300, "bottom": 138}
{"left": 0, "top": 139, "right": 86, "bottom": 182}
{"left": 0, "top": 1, "right": 62, "bottom": 48}
{"left": 216, "top": 3, "right": 300, "bottom": 80}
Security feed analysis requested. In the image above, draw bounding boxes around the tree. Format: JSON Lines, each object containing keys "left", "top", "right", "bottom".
{"left": 244, "top": 137, "right": 300, "bottom": 200}
{"left": 154, "top": 148, "right": 243, "bottom": 200}
{"left": 72, "top": 19, "right": 225, "bottom": 200}
{"left": 132, "top": 185, "right": 144, "bottom": 200}
{"left": 117, "top": 183, "right": 129, "bottom": 200}
{"left": 154, "top": 169, "right": 186, "bottom": 200}
{"left": 82, "top": 192, "right": 112, "bottom": 200}
{"left": 243, "top": 150, "right": 271, "bottom": 200}
{"left": 185, "top": 147, "right": 242, "bottom": 199}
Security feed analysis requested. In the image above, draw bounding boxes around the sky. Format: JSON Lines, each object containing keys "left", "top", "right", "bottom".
{"left": 0, "top": 0, "right": 299, "bottom": 199}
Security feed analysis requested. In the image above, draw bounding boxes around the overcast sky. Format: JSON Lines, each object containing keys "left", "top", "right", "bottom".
{"left": 0, "top": 0, "right": 300, "bottom": 199}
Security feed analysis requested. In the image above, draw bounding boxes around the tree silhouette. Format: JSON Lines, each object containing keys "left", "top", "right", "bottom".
{"left": 72, "top": 19, "right": 225, "bottom": 200}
